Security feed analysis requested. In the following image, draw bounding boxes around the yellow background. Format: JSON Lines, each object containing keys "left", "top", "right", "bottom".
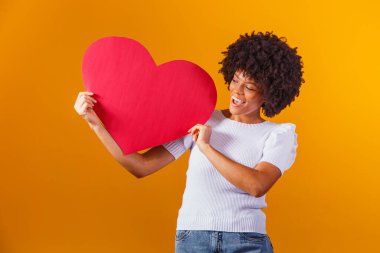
{"left": 1, "top": 0, "right": 379, "bottom": 252}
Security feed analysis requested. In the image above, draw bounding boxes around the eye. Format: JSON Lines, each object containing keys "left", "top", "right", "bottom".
{"left": 246, "top": 86, "right": 255, "bottom": 91}
{"left": 232, "top": 79, "right": 238, "bottom": 83}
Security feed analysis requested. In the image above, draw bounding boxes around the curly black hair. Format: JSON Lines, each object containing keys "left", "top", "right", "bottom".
{"left": 218, "top": 31, "right": 305, "bottom": 118}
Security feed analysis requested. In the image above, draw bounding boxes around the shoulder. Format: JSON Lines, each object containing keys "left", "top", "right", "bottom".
{"left": 205, "top": 109, "right": 222, "bottom": 124}
{"left": 211, "top": 108, "right": 221, "bottom": 118}
{"left": 271, "top": 122, "right": 297, "bottom": 134}
{"left": 259, "top": 122, "right": 299, "bottom": 175}
{"left": 265, "top": 122, "right": 298, "bottom": 148}
{"left": 263, "top": 122, "right": 298, "bottom": 144}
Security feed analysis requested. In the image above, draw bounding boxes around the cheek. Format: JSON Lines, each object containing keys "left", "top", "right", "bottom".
{"left": 246, "top": 97, "right": 264, "bottom": 106}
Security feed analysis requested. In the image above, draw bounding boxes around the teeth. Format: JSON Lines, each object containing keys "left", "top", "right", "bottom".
{"left": 232, "top": 96, "right": 244, "bottom": 104}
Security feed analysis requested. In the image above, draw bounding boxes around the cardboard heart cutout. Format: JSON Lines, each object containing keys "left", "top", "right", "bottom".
{"left": 82, "top": 36, "right": 217, "bottom": 155}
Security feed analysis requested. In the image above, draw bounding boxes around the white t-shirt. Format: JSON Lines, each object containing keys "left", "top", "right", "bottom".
{"left": 162, "top": 109, "right": 298, "bottom": 234}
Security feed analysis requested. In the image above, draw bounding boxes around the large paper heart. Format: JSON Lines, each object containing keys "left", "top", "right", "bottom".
{"left": 82, "top": 36, "right": 217, "bottom": 155}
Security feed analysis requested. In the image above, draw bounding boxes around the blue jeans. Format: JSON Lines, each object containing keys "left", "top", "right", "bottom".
{"left": 175, "top": 230, "right": 274, "bottom": 253}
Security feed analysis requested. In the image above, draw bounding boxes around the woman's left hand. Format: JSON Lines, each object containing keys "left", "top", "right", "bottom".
{"left": 188, "top": 124, "right": 212, "bottom": 153}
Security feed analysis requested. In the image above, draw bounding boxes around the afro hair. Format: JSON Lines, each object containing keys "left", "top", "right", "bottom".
{"left": 218, "top": 31, "right": 305, "bottom": 117}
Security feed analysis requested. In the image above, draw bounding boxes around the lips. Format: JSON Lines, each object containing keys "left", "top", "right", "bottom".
{"left": 231, "top": 95, "right": 245, "bottom": 104}
{"left": 231, "top": 96, "right": 245, "bottom": 107}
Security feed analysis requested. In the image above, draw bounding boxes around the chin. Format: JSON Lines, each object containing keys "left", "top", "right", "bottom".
{"left": 229, "top": 104, "right": 243, "bottom": 114}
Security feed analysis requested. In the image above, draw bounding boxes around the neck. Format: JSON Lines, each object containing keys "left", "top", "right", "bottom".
{"left": 222, "top": 109, "right": 265, "bottom": 124}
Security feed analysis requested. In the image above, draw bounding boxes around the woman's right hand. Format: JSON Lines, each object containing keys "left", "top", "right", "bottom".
{"left": 74, "top": 91, "right": 102, "bottom": 128}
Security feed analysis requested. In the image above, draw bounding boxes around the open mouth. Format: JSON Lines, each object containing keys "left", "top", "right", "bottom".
{"left": 231, "top": 96, "right": 245, "bottom": 106}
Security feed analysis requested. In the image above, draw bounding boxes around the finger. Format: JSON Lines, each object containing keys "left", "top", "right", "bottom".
{"left": 83, "top": 93, "right": 97, "bottom": 101}
{"left": 81, "top": 100, "right": 92, "bottom": 110}
{"left": 79, "top": 102, "right": 89, "bottom": 115}
{"left": 84, "top": 97, "right": 95, "bottom": 106}
{"left": 79, "top": 93, "right": 94, "bottom": 101}
{"left": 81, "top": 97, "right": 94, "bottom": 107}
{"left": 80, "top": 101, "right": 93, "bottom": 113}
{"left": 80, "top": 91, "right": 94, "bottom": 95}
{"left": 191, "top": 132, "right": 198, "bottom": 141}
{"left": 188, "top": 127, "right": 198, "bottom": 134}
{"left": 78, "top": 92, "right": 93, "bottom": 100}
{"left": 80, "top": 95, "right": 96, "bottom": 105}
{"left": 87, "top": 96, "right": 97, "bottom": 103}
{"left": 188, "top": 125, "right": 200, "bottom": 132}
{"left": 82, "top": 94, "right": 97, "bottom": 104}
{"left": 190, "top": 128, "right": 200, "bottom": 137}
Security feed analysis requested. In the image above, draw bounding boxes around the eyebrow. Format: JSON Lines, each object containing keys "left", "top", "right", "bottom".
{"left": 234, "top": 74, "right": 255, "bottom": 84}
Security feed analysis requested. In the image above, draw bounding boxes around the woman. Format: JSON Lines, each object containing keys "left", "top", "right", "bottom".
{"left": 74, "top": 31, "right": 304, "bottom": 253}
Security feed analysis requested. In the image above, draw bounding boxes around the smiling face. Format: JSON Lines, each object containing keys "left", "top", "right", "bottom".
{"left": 227, "top": 69, "right": 266, "bottom": 122}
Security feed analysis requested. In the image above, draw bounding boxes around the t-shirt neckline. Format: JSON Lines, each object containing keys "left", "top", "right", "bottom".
{"left": 217, "top": 109, "right": 270, "bottom": 128}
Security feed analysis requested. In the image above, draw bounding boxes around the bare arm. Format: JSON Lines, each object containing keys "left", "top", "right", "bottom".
{"left": 201, "top": 144, "right": 281, "bottom": 197}
{"left": 189, "top": 124, "right": 281, "bottom": 198}
{"left": 91, "top": 123, "right": 175, "bottom": 178}
{"left": 74, "top": 91, "right": 175, "bottom": 178}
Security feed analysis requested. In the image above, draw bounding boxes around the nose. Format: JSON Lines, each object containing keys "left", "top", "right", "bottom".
{"left": 231, "top": 82, "right": 245, "bottom": 95}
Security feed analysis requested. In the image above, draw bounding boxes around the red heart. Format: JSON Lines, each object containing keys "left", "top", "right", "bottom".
{"left": 82, "top": 36, "right": 217, "bottom": 155}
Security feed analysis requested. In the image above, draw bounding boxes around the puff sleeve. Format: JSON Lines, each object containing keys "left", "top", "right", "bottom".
{"left": 258, "top": 123, "right": 298, "bottom": 175}
{"left": 162, "top": 133, "right": 194, "bottom": 160}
